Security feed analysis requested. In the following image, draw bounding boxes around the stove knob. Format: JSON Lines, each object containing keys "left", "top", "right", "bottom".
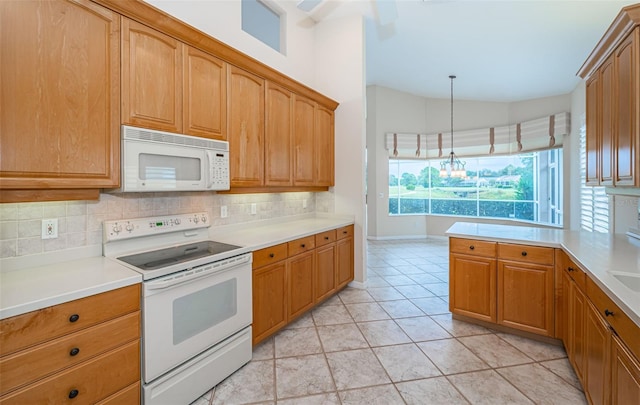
{"left": 174, "top": 218, "right": 181, "bottom": 225}
{"left": 193, "top": 216, "right": 199, "bottom": 224}
{"left": 201, "top": 215, "right": 207, "bottom": 223}
{"left": 125, "top": 223, "right": 134, "bottom": 233}
{"left": 112, "top": 224, "right": 122, "bottom": 234}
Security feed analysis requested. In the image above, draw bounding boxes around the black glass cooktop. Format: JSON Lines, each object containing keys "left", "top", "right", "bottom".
{"left": 118, "top": 241, "right": 242, "bottom": 271}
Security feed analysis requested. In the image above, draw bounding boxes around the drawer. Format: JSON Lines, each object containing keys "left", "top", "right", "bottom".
{"left": 95, "top": 382, "right": 140, "bottom": 405}
{"left": 564, "top": 258, "right": 587, "bottom": 292}
{"left": 315, "top": 230, "right": 337, "bottom": 247}
{"left": 0, "top": 312, "right": 140, "bottom": 395}
{"left": 498, "top": 243, "right": 554, "bottom": 266}
{"left": 449, "top": 238, "right": 496, "bottom": 258}
{"left": 253, "top": 243, "right": 287, "bottom": 269}
{"left": 288, "top": 236, "right": 316, "bottom": 257}
{"left": 0, "top": 284, "right": 140, "bottom": 357}
{"left": 0, "top": 340, "right": 140, "bottom": 405}
{"left": 336, "top": 225, "right": 354, "bottom": 240}
{"left": 587, "top": 277, "right": 640, "bottom": 361}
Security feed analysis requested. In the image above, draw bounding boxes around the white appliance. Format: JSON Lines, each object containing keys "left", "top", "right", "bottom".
{"left": 119, "top": 125, "right": 230, "bottom": 192}
{"left": 103, "top": 212, "right": 252, "bottom": 405}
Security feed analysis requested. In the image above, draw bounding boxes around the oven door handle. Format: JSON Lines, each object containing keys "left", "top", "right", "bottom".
{"left": 145, "top": 260, "right": 247, "bottom": 291}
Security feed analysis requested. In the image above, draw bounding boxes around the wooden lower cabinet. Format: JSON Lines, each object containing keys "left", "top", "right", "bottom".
{"left": 288, "top": 251, "right": 315, "bottom": 320}
{"left": 568, "top": 275, "right": 588, "bottom": 384}
{"left": 584, "top": 300, "right": 611, "bottom": 405}
{"left": 450, "top": 253, "right": 496, "bottom": 323}
{"left": 611, "top": 334, "right": 640, "bottom": 404}
{"left": 315, "top": 243, "right": 337, "bottom": 302}
{"left": 336, "top": 234, "right": 354, "bottom": 290}
{"left": 252, "top": 260, "right": 287, "bottom": 345}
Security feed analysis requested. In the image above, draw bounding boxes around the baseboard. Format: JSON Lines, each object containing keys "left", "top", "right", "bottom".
{"left": 347, "top": 280, "right": 367, "bottom": 289}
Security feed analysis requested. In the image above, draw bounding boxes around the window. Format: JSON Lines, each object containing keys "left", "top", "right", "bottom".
{"left": 241, "top": 0, "right": 284, "bottom": 53}
{"left": 579, "top": 118, "right": 609, "bottom": 233}
{"left": 388, "top": 150, "right": 563, "bottom": 226}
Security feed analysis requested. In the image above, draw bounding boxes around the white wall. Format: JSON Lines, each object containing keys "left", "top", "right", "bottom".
{"left": 366, "top": 85, "right": 573, "bottom": 238}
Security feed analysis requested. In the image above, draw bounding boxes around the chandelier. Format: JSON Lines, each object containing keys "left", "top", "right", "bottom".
{"left": 439, "top": 75, "right": 467, "bottom": 178}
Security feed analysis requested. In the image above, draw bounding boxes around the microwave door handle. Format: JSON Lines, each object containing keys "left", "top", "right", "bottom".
{"left": 205, "top": 150, "right": 214, "bottom": 189}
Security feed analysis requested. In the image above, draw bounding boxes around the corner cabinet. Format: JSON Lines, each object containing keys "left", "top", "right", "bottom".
{"left": 579, "top": 5, "right": 640, "bottom": 188}
{"left": 0, "top": 0, "right": 120, "bottom": 202}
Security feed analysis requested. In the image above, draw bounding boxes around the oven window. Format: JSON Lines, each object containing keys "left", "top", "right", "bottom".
{"left": 139, "top": 154, "right": 201, "bottom": 181}
{"left": 172, "top": 278, "right": 237, "bottom": 345}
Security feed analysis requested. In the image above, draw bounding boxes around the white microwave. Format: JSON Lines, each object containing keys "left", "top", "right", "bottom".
{"left": 119, "top": 125, "right": 230, "bottom": 192}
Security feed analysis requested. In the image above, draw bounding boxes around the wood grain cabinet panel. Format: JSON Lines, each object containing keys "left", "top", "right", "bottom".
{"left": 600, "top": 55, "right": 616, "bottom": 186}
{"left": 287, "top": 251, "right": 315, "bottom": 320}
{"left": 265, "top": 82, "right": 294, "bottom": 186}
{"left": 335, "top": 232, "right": 354, "bottom": 290}
{"left": 252, "top": 261, "right": 287, "bottom": 345}
{"left": 293, "top": 95, "right": 316, "bottom": 186}
{"left": 314, "top": 106, "right": 335, "bottom": 187}
{"left": 584, "top": 300, "right": 611, "bottom": 405}
{"left": 227, "top": 65, "right": 265, "bottom": 187}
{"left": 569, "top": 276, "right": 588, "bottom": 385}
{"left": 611, "top": 334, "right": 640, "bottom": 405}
{"left": 95, "top": 382, "right": 140, "bottom": 405}
{"left": 253, "top": 243, "right": 288, "bottom": 269}
{"left": 586, "top": 73, "right": 601, "bottom": 185}
{"left": 315, "top": 243, "right": 336, "bottom": 302}
{"left": 449, "top": 253, "right": 497, "bottom": 323}
{"left": 0, "top": 0, "right": 120, "bottom": 194}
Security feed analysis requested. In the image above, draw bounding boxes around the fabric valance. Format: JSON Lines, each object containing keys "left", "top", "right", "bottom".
{"left": 384, "top": 112, "right": 570, "bottom": 159}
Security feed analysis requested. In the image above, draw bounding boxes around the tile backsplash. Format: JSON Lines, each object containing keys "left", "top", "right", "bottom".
{"left": 0, "top": 191, "right": 334, "bottom": 259}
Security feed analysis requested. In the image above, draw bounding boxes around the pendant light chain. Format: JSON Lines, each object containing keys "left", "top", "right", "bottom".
{"left": 450, "top": 75, "right": 455, "bottom": 156}
{"left": 439, "top": 74, "right": 466, "bottom": 178}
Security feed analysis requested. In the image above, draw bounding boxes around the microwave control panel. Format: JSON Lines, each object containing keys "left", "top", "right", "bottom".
{"left": 208, "top": 150, "right": 229, "bottom": 189}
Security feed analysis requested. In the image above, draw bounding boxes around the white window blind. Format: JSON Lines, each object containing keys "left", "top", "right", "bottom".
{"left": 579, "top": 117, "right": 609, "bottom": 233}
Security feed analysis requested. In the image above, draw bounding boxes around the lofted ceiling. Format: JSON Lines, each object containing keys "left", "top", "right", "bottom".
{"left": 304, "top": 0, "right": 635, "bottom": 102}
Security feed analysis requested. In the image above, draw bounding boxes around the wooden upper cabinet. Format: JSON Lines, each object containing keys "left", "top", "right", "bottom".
{"left": 227, "top": 66, "right": 265, "bottom": 187}
{"left": 122, "top": 18, "right": 183, "bottom": 133}
{"left": 315, "top": 105, "right": 335, "bottom": 187}
{"left": 600, "top": 55, "right": 615, "bottom": 186}
{"left": 585, "top": 74, "right": 600, "bottom": 186}
{"left": 614, "top": 28, "right": 639, "bottom": 186}
{"left": 0, "top": 0, "right": 120, "bottom": 193}
{"left": 183, "top": 47, "right": 227, "bottom": 140}
{"left": 265, "top": 82, "right": 293, "bottom": 186}
{"left": 293, "top": 96, "right": 316, "bottom": 186}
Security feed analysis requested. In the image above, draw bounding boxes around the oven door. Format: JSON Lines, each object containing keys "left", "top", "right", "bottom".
{"left": 142, "top": 254, "right": 252, "bottom": 382}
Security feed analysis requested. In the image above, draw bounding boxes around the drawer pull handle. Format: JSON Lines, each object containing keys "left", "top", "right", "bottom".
{"left": 521, "top": 251, "right": 527, "bottom": 257}
{"left": 469, "top": 245, "right": 475, "bottom": 250}
{"left": 269, "top": 253, "right": 274, "bottom": 258}
{"left": 605, "top": 309, "right": 614, "bottom": 317}
{"left": 68, "top": 389, "right": 79, "bottom": 399}
{"left": 70, "top": 347, "right": 80, "bottom": 356}
{"left": 301, "top": 244, "right": 306, "bottom": 248}
{"left": 69, "top": 314, "right": 80, "bottom": 323}
{"left": 343, "top": 231, "right": 348, "bottom": 234}
{"left": 324, "top": 236, "right": 329, "bottom": 240}
{"left": 567, "top": 267, "right": 574, "bottom": 272}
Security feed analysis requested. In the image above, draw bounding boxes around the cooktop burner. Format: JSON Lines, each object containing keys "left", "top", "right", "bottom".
{"left": 118, "top": 241, "right": 242, "bottom": 271}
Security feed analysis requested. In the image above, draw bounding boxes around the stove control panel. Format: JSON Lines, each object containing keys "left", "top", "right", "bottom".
{"left": 104, "top": 212, "right": 210, "bottom": 242}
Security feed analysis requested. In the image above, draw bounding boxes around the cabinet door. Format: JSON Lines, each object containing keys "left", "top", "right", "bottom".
{"left": 336, "top": 236, "right": 354, "bottom": 290}
{"left": 600, "top": 55, "right": 615, "bottom": 186}
{"left": 293, "top": 95, "right": 316, "bottom": 186}
{"left": 585, "top": 300, "right": 611, "bottom": 405}
{"left": 450, "top": 253, "right": 496, "bottom": 323}
{"left": 569, "top": 279, "right": 587, "bottom": 385}
{"left": 227, "top": 66, "right": 265, "bottom": 187}
{"left": 315, "top": 106, "right": 335, "bottom": 186}
{"left": 614, "top": 29, "right": 638, "bottom": 186}
{"left": 315, "top": 243, "right": 336, "bottom": 302}
{"left": 560, "top": 269, "right": 571, "bottom": 347}
{"left": 585, "top": 73, "right": 601, "bottom": 186}
{"left": 497, "top": 261, "right": 554, "bottom": 336}
{"left": 252, "top": 261, "right": 287, "bottom": 345}
{"left": 122, "top": 18, "right": 182, "bottom": 133}
{"left": 287, "top": 251, "right": 315, "bottom": 320}
{"left": 0, "top": 0, "right": 120, "bottom": 191}
{"left": 265, "top": 82, "right": 293, "bottom": 186}
{"left": 611, "top": 334, "right": 640, "bottom": 405}
{"left": 183, "top": 47, "right": 226, "bottom": 140}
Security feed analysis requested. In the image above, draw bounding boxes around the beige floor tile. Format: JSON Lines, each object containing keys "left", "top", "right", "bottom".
{"left": 431, "top": 271, "right": 449, "bottom": 282}
{"left": 212, "top": 360, "right": 275, "bottom": 404}
{"left": 371, "top": 267, "right": 403, "bottom": 276}
{"left": 366, "top": 276, "right": 391, "bottom": 287}
{"left": 339, "top": 288, "right": 375, "bottom": 303}
{"left": 497, "top": 363, "right": 587, "bottom": 404}
{"left": 318, "top": 294, "right": 343, "bottom": 306}
{"left": 284, "top": 311, "right": 314, "bottom": 329}
{"left": 378, "top": 299, "right": 425, "bottom": 318}
{"left": 345, "top": 302, "right": 391, "bottom": 322}
{"left": 274, "top": 326, "right": 322, "bottom": 358}
{"left": 394, "top": 284, "right": 435, "bottom": 299}
{"left": 372, "top": 343, "right": 441, "bottom": 381}
{"left": 338, "top": 384, "right": 405, "bottom": 405}
{"left": 367, "top": 286, "right": 406, "bottom": 301}
{"left": 312, "top": 303, "right": 353, "bottom": 326}
{"left": 252, "top": 337, "right": 274, "bottom": 360}
{"left": 424, "top": 282, "right": 449, "bottom": 296}
{"left": 396, "top": 377, "right": 470, "bottom": 405}
{"left": 275, "top": 354, "right": 335, "bottom": 399}
{"left": 430, "top": 313, "right": 492, "bottom": 337}
{"left": 447, "top": 369, "right": 534, "bottom": 405}
{"left": 357, "top": 319, "right": 412, "bottom": 346}
{"left": 410, "top": 296, "right": 450, "bottom": 315}
{"left": 394, "top": 264, "right": 426, "bottom": 275}
{"left": 381, "top": 274, "right": 417, "bottom": 286}
{"left": 276, "top": 392, "right": 340, "bottom": 405}
{"left": 325, "top": 348, "right": 391, "bottom": 390}
{"left": 395, "top": 316, "right": 452, "bottom": 342}
{"left": 496, "top": 332, "right": 567, "bottom": 361}
{"left": 539, "top": 358, "right": 583, "bottom": 390}
{"left": 417, "top": 338, "right": 489, "bottom": 375}
{"left": 407, "top": 273, "right": 443, "bottom": 284}
{"left": 458, "top": 334, "right": 533, "bottom": 367}
{"left": 316, "top": 323, "right": 369, "bottom": 352}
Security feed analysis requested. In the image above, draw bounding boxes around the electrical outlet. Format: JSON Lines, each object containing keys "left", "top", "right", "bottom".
{"left": 220, "top": 206, "right": 228, "bottom": 218}
{"left": 250, "top": 203, "right": 257, "bottom": 215}
{"left": 41, "top": 218, "right": 58, "bottom": 239}
{"left": 303, "top": 199, "right": 307, "bottom": 209}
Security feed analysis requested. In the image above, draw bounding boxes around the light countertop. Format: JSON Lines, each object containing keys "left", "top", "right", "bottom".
{"left": 446, "top": 222, "right": 640, "bottom": 328}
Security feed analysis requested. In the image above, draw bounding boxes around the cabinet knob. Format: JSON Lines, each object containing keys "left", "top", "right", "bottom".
{"left": 343, "top": 231, "right": 347, "bottom": 234}
{"left": 69, "top": 314, "right": 79, "bottom": 323}
{"left": 469, "top": 245, "right": 475, "bottom": 250}
{"left": 567, "top": 267, "right": 574, "bottom": 272}
{"left": 605, "top": 309, "right": 614, "bottom": 317}
{"left": 269, "top": 253, "right": 274, "bottom": 258}
{"left": 69, "top": 347, "right": 80, "bottom": 356}
{"left": 301, "top": 244, "right": 306, "bottom": 248}
{"left": 324, "top": 236, "right": 329, "bottom": 240}
{"left": 521, "top": 251, "right": 527, "bottom": 257}
{"left": 68, "top": 389, "right": 79, "bottom": 399}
